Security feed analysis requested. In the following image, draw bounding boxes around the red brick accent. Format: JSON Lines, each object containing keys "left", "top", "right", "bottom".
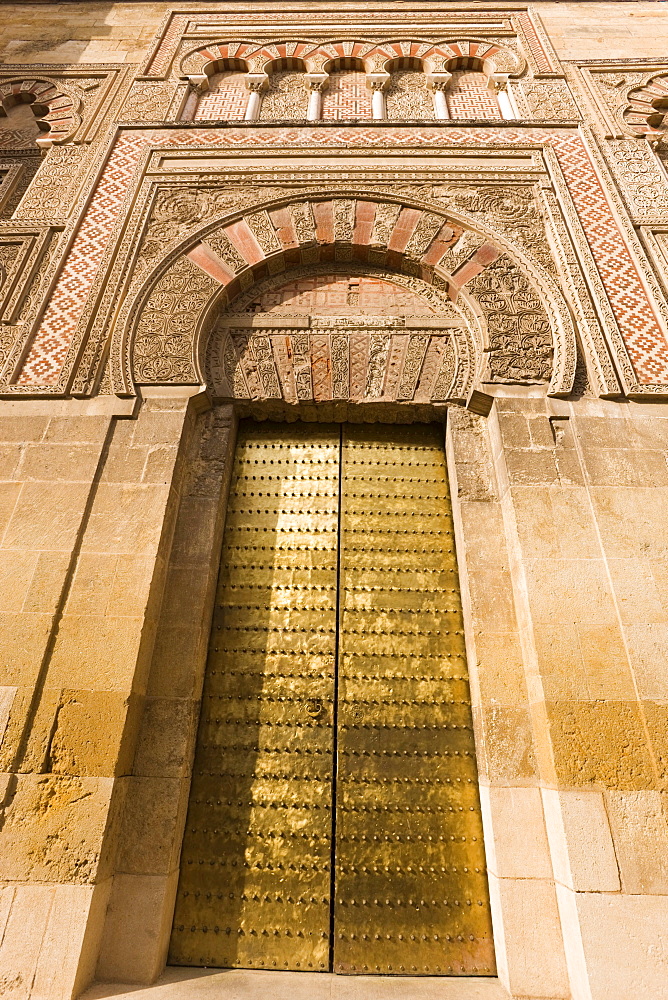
{"left": 388, "top": 208, "right": 422, "bottom": 252}
{"left": 268, "top": 207, "right": 299, "bottom": 250}
{"left": 449, "top": 242, "right": 500, "bottom": 295}
{"left": 353, "top": 200, "right": 376, "bottom": 247}
{"left": 224, "top": 220, "right": 265, "bottom": 265}
{"left": 187, "top": 244, "right": 234, "bottom": 285}
{"left": 474, "top": 242, "right": 500, "bottom": 267}
{"left": 421, "top": 223, "right": 461, "bottom": 266}
{"left": 313, "top": 201, "right": 335, "bottom": 244}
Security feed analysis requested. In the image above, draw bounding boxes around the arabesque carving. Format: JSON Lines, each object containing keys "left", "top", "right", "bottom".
{"left": 386, "top": 71, "right": 435, "bottom": 120}
{"left": 114, "top": 191, "right": 577, "bottom": 401}
{"left": 260, "top": 72, "right": 309, "bottom": 120}
{"left": 133, "top": 255, "right": 219, "bottom": 382}
{"left": 468, "top": 255, "right": 553, "bottom": 382}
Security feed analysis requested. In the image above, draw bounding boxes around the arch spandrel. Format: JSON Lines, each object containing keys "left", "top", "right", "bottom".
{"left": 113, "top": 191, "right": 576, "bottom": 404}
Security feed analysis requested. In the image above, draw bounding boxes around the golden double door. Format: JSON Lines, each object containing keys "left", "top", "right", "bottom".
{"left": 170, "top": 420, "right": 494, "bottom": 976}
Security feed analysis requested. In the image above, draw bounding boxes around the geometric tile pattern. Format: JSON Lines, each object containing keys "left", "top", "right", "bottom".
{"left": 195, "top": 72, "right": 248, "bottom": 121}
{"left": 16, "top": 125, "right": 668, "bottom": 387}
{"left": 552, "top": 132, "right": 668, "bottom": 382}
{"left": 446, "top": 72, "right": 502, "bottom": 120}
{"left": 19, "top": 133, "right": 148, "bottom": 383}
{"left": 322, "top": 71, "right": 373, "bottom": 120}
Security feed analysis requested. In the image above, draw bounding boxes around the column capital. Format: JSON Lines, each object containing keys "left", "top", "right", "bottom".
{"left": 187, "top": 73, "right": 209, "bottom": 95}
{"left": 365, "top": 73, "right": 391, "bottom": 93}
{"left": 305, "top": 73, "right": 329, "bottom": 92}
{"left": 489, "top": 72, "right": 510, "bottom": 91}
{"left": 426, "top": 72, "right": 453, "bottom": 93}
{"left": 245, "top": 73, "right": 269, "bottom": 93}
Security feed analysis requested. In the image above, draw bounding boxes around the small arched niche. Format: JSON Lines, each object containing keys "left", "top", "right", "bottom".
{"left": 384, "top": 58, "right": 435, "bottom": 120}
{"left": 194, "top": 60, "right": 249, "bottom": 121}
{"left": 445, "top": 58, "right": 501, "bottom": 120}
{"left": 260, "top": 59, "right": 309, "bottom": 120}
{"left": 321, "top": 59, "right": 373, "bottom": 120}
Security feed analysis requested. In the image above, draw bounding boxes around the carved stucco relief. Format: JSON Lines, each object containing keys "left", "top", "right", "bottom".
{"left": 121, "top": 191, "right": 573, "bottom": 405}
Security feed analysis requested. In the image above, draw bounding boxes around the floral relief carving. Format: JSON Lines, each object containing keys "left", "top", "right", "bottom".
{"left": 133, "top": 255, "right": 219, "bottom": 383}
{"left": 333, "top": 199, "right": 356, "bottom": 242}
{"left": 606, "top": 139, "right": 668, "bottom": 215}
{"left": 290, "top": 201, "right": 317, "bottom": 243}
{"left": 522, "top": 81, "right": 580, "bottom": 121}
{"left": 404, "top": 213, "right": 444, "bottom": 259}
{"left": 139, "top": 187, "right": 268, "bottom": 264}
{"left": 16, "top": 145, "right": 84, "bottom": 218}
{"left": 260, "top": 72, "right": 309, "bottom": 120}
{"left": 370, "top": 202, "right": 402, "bottom": 247}
{"left": 438, "top": 231, "right": 485, "bottom": 272}
{"left": 120, "top": 81, "right": 176, "bottom": 121}
{"left": 204, "top": 228, "right": 246, "bottom": 272}
{"left": 467, "top": 255, "right": 553, "bottom": 382}
{"left": 245, "top": 210, "right": 282, "bottom": 253}
{"left": 385, "top": 71, "right": 434, "bottom": 120}
{"left": 444, "top": 185, "right": 557, "bottom": 274}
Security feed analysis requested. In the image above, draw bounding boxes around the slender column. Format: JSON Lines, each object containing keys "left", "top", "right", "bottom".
{"left": 490, "top": 73, "right": 515, "bottom": 120}
{"left": 305, "top": 73, "right": 328, "bottom": 121}
{"left": 366, "top": 73, "right": 391, "bottom": 120}
{"left": 427, "top": 73, "right": 452, "bottom": 120}
{"left": 244, "top": 73, "right": 268, "bottom": 121}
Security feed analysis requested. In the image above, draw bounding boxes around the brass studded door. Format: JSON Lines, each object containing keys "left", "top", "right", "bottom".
{"left": 170, "top": 420, "right": 495, "bottom": 977}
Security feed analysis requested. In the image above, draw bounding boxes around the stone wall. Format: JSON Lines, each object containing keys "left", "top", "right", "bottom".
{"left": 1, "top": 2, "right": 668, "bottom": 999}
{"left": 2, "top": 3, "right": 668, "bottom": 66}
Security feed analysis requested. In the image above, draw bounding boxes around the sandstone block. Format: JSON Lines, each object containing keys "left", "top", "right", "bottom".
{"left": 573, "top": 892, "right": 668, "bottom": 1000}
{"left": 81, "top": 483, "right": 172, "bottom": 555}
{"left": 47, "top": 615, "right": 145, "bottom": 691}
{"left": 542, "top": 788, "right": 620, "bottom": 891}
{"left": 492, "top": 877, "right": 570, "bottom": 998}
{"left": 0, "top": 416, "right": 48, "bottom": 442}
{"left": 66, "top": 553, "right": 118, "bottom": 616}
{"left": 0, "top": 444, "right": 23, "bottom": 480}
{"left": 481, "top": 705, "right": 537, "bottom": 782}
{"left": 3, "top": 482, "right": 90, "bottom": 550}
{"left": 96, "top": 871, "right": 179, "bottom": 984}
{"left": 546, "top": 700, "right": 655, "bottom": 790}
{"left": 49, "top": 689, "right": 138, "bottom": 778}
{"left": 524, "top": 558, "right": 617, "bottom": 625}
{"left": 624, "top": 624, "right": 668, "bottom": 699}
{"left": 23, "top": 551, "right": 71, "bottom": 613}
{"left": 591, "top": 486, "right": 668, "bottom": 559}
{"left": 30, "top": 881, "right": 112, "bottom": 1000}
{"left": 472, "top": 629, "right": 528, "bottom": 707}
{"left": 480, "top": 785, "right": 553, "bottom": 879}
{"left": 116, "top": 776, "right": 189, "bottom": 876}
{"left": 0, "top": 774, "right": 117, "bottom": 884}
{"left": 133, "top": 697, "right": 199, "bottom": 778}
{"left": 44, "top": 416, "right": 110, "bottom": 444}
{"left": 606, "top": 790, "right": 668, "bottom": 894}
{"left": 0, "top": 550, "right": 38, "bottom": 613}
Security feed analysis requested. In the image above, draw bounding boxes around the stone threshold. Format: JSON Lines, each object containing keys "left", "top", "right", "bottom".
{"left": 83, "top": 967, "right": 513, "bottom": 1000}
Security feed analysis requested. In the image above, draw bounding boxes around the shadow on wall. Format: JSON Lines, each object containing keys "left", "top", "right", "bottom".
{"left": 0, "top": 4, "right": 155, "bottom": 65}
{"left": 81, "top": 965, "right": 510, "bottom": 1000}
